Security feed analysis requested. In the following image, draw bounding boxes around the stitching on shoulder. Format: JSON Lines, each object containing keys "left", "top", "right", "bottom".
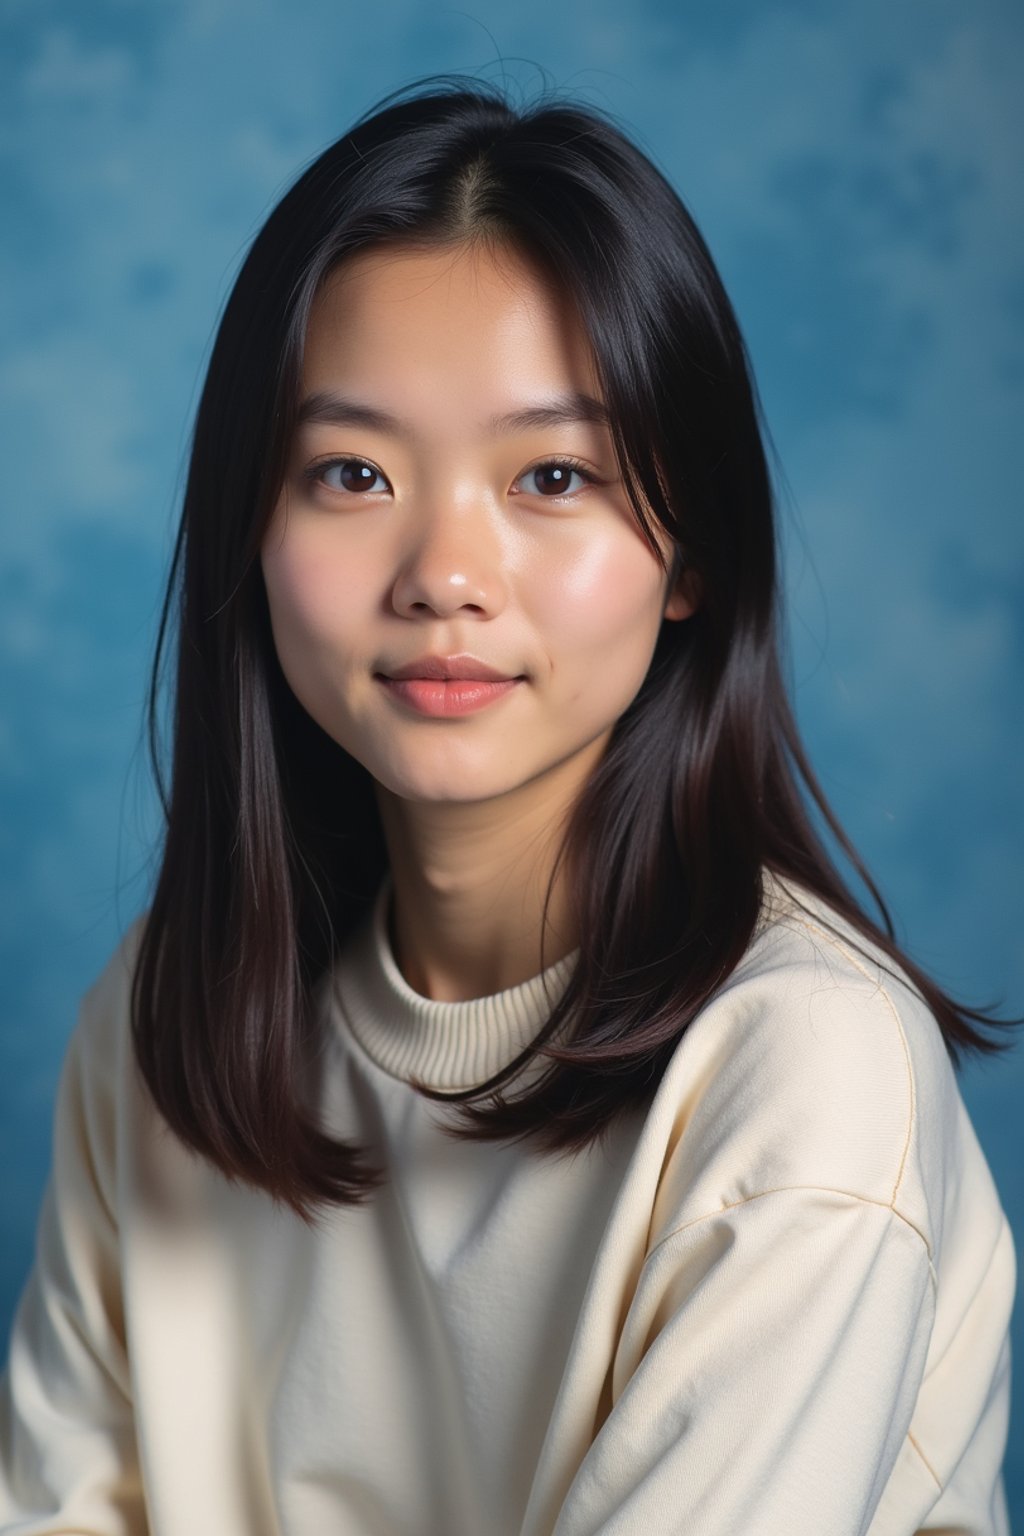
{"left": 645, "top": 1185, "right": 936, "bottom": 1273}
{"left": 773, "top": 912, "right": 917, "bottom": 1211}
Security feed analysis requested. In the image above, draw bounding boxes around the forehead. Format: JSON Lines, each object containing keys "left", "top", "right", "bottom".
{"left": 301, "top": 240, "right": 601, "bottom": 394}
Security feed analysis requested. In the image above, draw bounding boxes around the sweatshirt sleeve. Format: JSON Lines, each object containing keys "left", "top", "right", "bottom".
{"left": 0, "top": 952, "right": 147, "bottom": 1532}
{"left": 551, "top": 1184, "right": 936, "bottom": 1536}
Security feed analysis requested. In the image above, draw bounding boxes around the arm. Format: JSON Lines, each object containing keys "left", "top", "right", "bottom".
{"left": 0, "top": 970, "right": 147, "bottom": 1532}
{"left": 552, "top": 1184, "right": 935, "bottom": 1536}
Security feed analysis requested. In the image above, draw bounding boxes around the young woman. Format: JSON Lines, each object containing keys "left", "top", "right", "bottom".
{"left": 0, "top": 74, "right": 1017, "bottom": 1535}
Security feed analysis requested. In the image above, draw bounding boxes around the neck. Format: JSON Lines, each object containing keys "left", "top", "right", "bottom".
{"left": 373, "top": 754, "right": 592, "bottom": 1001}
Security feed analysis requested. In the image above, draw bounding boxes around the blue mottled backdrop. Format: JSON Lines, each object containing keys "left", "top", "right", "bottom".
{"left": 1, "top": 0, "right": 1021, "bottom": 1515}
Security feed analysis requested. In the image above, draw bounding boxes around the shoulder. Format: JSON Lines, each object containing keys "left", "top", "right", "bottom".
{"left": 71, "top": 912, "right": 148, "bottom": 1069}
{"left": 646, "top": 872, "right": 970, "bottom": 1255}
{"left": 55, "top": 914, "right": 150, "bottom": 1172}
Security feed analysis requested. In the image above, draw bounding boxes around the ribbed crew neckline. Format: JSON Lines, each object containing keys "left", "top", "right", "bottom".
{"left": 329, "top": 874, "right": 581, "bottom": 1091}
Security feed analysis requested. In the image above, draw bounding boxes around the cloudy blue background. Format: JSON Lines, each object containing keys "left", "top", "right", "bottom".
{"left": 2, "top": 0, "right": 1021, "bottom": 1513}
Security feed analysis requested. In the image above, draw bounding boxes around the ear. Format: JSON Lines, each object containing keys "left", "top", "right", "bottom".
{"left": 662, "top": 559, "right": 701, "bottom": 622}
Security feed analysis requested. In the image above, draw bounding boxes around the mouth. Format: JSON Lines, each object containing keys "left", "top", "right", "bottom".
{"left": 373, "top": 671, "right": 525, "bottom": 682}
{"left": 374, "top": 673, "right": 524, "bottom": 718}
{"left": 375, "top": 653, "right": 525, "bottom": 683}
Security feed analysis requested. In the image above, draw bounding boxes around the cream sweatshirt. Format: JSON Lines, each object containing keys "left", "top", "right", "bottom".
{"left": 0, "top": 869, "right": 1015, "bottom": 1535}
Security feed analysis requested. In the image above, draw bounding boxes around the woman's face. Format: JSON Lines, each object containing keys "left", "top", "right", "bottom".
{"left": 261, "top": 239, "right": 694, "bottom": 812}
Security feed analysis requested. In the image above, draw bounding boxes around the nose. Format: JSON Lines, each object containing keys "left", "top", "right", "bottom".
{"left": 389, "top": 491, "right": 510, "bottom": 621}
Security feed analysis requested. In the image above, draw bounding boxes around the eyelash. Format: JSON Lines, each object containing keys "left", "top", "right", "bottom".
{"left": 302, "top": 454, "right": 601, "bottom": 502}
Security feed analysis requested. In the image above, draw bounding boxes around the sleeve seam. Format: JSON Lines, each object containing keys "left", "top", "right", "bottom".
{"left": 918, "top": 1213, "right": 1013, "bottom": 1388}
{"left": 645, "top": 1185, "right": 937, "bottom": 1287}
{"left": 907, "top": 1430, "right": 943, "bottom": 1490}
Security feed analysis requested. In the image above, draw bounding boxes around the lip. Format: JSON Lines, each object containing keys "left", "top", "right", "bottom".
{"left": 376, "top": 675, "right": 522, "bottom": 718}
{"left": 377, "top": 653, "right": 522, "bottom": 682}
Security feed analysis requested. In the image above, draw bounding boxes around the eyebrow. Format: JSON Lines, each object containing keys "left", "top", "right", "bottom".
{"left": 295, "top": 389, "right": 613, "bottom": 437}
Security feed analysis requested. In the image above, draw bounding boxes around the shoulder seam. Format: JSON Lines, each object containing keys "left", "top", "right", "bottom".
{"left": 645, "top": 1184, "right": 937, "bottom": 1281}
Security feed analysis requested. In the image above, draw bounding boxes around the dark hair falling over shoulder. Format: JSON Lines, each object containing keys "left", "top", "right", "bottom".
{"left": 132, "top": 72, "right": 1021, "bottom": 1221}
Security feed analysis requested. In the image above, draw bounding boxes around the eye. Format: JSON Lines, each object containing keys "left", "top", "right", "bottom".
{"left": 308, "top": 457, "right": 389, "bottom": 494}
{"left": 513, "top": 458, "right": 597, "bottom": 499}
{"left": 303, "top": 454, "right": 600, "bottom": 500}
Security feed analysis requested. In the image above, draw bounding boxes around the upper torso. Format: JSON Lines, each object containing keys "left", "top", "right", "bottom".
{"left": 0, "top": 870, "right": 1015, "bottom": 1534}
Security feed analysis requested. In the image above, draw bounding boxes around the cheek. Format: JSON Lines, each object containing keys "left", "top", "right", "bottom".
{"left": 261, "top": 525, "right": 362, "bottom": 655}
{"left": 261, "top": 533, "right": 368, "bottom": 743}
{"left": 529, "top": 533, "right": 665, "bottom": 672}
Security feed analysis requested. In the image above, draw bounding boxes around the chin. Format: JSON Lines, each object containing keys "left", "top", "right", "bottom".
{"left": 386, "top": 779, "right": 521, "bottom": 806}
{"left": 369, "top": 760, "right": 530, "bottom": 805}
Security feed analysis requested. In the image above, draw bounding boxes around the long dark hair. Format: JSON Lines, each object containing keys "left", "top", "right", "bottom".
{"left": 133, "top": 72, "right": 1020, "bottom": 1221}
